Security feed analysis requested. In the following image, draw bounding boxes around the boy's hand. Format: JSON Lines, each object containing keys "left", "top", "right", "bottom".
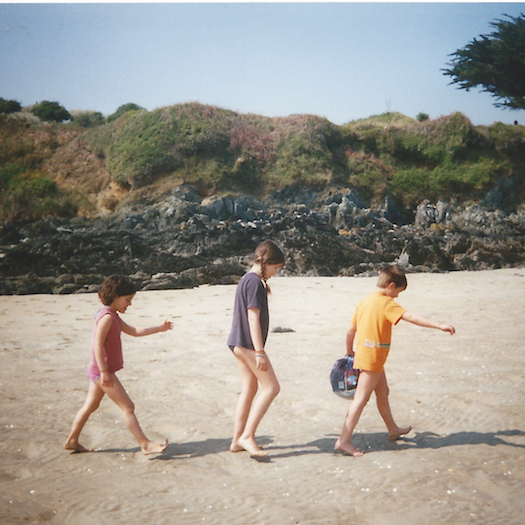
{"left": 440, "top": 323, "right": 456, "bottom": 335}
{"left": 160, "top": 319, "right": 173, "bottom": 332}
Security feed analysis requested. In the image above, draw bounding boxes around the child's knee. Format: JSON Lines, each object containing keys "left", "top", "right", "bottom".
{"left": 83, "top": 397, "right": 102, "bottom": 414}
{"left": 90, "top": 400, "right": 102, "bottom": 412}
{"left": 269, "top": 382, "right": 280, "bottom": 398}
{"left": 121, "top": 400, "right": 135, "bottom": 414}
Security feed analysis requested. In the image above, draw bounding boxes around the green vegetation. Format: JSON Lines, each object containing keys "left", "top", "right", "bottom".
{"left": 0, "top": 101, "right": 524, "bottom": 221}
{"left": 0, "top": 98, "right": 22, "bottom": 114}
{"left": 0, "top": 164, "right": 79, "bottom": 220}
{"left": 107, "top": 103, "right": 145, "bottom": 123}
{"left": 0, "top": 115, "right": 81, "bottom": 220}
{"left": 443, "top": 13, "right": 525, "bottom": 110}
{"left": 31, "top": 101, "right": 71, "bottom": 123}
{"left": 72, "top": 110, "right": 105, "bottom": 128}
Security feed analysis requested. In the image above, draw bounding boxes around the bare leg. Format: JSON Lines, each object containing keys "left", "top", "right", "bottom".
{"left": 335, "top": 371, "right": 383, "bottom": 457}
{"left": 99, "top": 376, "right": 168, "bottom": 455}
{"left": 64, "top": 380, "right": 105, "bottom": 452}
{"left": 231, "top": 347, "right": 280, "bottom": 457}
{"left": 230, "top": 357, "right": 258, "bottom": 452}
{"left": 375, "top": 372, "right": 411, "bottom": 441}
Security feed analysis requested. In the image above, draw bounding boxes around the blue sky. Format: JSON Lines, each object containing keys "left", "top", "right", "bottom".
{"left": 1, "top": 2, "right": 524, "bottom": 126}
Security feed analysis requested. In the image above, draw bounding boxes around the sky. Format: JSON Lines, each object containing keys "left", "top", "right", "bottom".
{"left": 1, "top": 2, "right": 525, "bottom": 126}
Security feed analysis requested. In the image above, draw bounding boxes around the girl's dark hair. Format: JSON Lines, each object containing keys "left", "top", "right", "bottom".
{"left": 254, "top": 240, "right": 285, "bottom": 292}
{"left": 377, "top": 264, "right": 408, "bottom": 290}
{"left": 98, "top": 275, "right": 136, "bottom": 306}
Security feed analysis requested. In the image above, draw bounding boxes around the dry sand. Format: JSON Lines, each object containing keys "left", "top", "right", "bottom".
{"left": 1, "top": 269, "right": 525, "bottom": 525}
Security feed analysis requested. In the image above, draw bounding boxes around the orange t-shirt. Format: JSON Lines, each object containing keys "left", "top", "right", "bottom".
{"left": 351, "top": 291, "right": 406, "bottom": 372}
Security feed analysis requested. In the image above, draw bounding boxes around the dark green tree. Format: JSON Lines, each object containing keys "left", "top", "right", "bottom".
{"left": 0, "top": 98, "right": 22, "bottom": 114}
{"left": 32, "top": 101, "right": 71, "bottom": 122}
{"left": 107, "top": 103, "right": 145, "bottom": 122}
{"left": 443, "top": 14, "right": 525, "bottom": 110}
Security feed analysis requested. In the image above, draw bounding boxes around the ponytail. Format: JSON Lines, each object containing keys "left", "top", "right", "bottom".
{"left": 254, "top": 240, "right": 285, "bottom": 294}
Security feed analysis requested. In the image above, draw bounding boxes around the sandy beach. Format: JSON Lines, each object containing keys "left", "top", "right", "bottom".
{"left": 1, "top": 269, "right": 524, "bottom": 525}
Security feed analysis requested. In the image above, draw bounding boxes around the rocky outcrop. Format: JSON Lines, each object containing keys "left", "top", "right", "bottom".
{"left": 1, "top": 185, "right": 524, "bottom": 294}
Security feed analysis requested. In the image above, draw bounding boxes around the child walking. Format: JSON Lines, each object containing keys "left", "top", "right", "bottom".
{"left": 335, "top": 265, "right": 455, "bottom": 457}
{"left": 227, "top": 240, "right": 285, "bottom": 457}
{"left": 64, "top": 275, "right": 173, "bottom": 455}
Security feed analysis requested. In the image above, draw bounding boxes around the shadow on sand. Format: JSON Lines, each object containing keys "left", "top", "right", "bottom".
{"left": 242, "top": 429, "right": 525, "bottom": 460}
{"left": 92, "top": 429, "right": 525, "bottom": 461}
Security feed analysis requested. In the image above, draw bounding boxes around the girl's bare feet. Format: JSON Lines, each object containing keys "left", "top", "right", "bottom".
{"left": 388, "top": 426, "right": 412, "bottom": 442}
{"left": 335, "top": 439, "right": 364, "bottom": 457}
{"left": 229, "top": 440, "right": 245, "bottom": 453}
{"left": 141, "top": 439, "right": 168, "bottom": 455}
{"left": 234, "top": 436, "right": 268, "bottom": 457}
{"left": 64, "top": 439, "right": 91, "bottom": 453}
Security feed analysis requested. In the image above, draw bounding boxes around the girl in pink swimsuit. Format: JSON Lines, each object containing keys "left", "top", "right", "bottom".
{"left": 64, "top": 275, "right": 173, "bottom": 455}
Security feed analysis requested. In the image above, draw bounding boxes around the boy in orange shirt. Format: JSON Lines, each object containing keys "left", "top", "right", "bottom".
{"left": 335, "top": 265, "right": 455, "bottom": 457}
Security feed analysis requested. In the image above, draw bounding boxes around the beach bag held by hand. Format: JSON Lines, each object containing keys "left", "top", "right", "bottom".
{"left": 330, "top": 356, "right": 360, "bottom": 399}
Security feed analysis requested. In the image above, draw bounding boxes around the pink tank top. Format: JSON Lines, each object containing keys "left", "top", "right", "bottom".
{"left": 87, "top": 306, "right": 123, "bottom": 381}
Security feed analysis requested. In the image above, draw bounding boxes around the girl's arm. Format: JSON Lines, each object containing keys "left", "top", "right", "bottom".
{"left": 120, "top": 319, "right": 173, "bottom": 337}
{"left": 345, "top": 324, "right": 357, "bottom": 356}
{"left": 93, "top": 314, "right": 115, "bottom": 388}
{"left": 247, "top": 307, "right": 268, "bottom": 371}
{"left": 401, "top": 311, "right": 455, "bottom": 334}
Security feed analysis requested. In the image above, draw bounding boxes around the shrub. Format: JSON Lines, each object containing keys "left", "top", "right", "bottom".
{"left": 72, "top": 110, "right": 105, "bottom": 128}
{"left": 267, "top": 115, "right": 344, "bottom": 188}
{"left": 0, "top": 98, "right": 22, "bottom": 114}
{"left": 0, "top": 164, "right": 25, "bottom": 189}
{"left": 388, "top": 158, "right": 499, "bottom": 207}
{"left": 32, "top": 101, "right": 71, "bottom": 122}
{"left": 107, "top": 103, "right": 145, "bottom": 123}
{"left": 342, "top": 150, "right": 391, "bottom": 203}
{"left": 0, "top": 170, "right": 79, "bottom": 221}
{"left": 101, "top": 103, "right": 235, "bottom": 186}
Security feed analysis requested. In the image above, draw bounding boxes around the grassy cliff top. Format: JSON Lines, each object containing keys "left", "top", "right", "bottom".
{"left": 1, "top": 103, "right": 524, "bottom": 221}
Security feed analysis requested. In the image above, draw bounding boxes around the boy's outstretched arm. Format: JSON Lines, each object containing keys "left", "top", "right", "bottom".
{"left": 401, "top": 312, "right": 455, "bottom": 335}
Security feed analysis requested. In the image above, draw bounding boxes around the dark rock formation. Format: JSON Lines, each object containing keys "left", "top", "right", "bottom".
{"left": 1, "top": 185, "right": 524, "bottom": 294}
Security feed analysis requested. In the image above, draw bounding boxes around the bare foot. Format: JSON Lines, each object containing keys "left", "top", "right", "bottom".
{"left": 64, "top": 440, "right": 91, "bottom": 453}
{"left": 229, "top": 440, "right": 245, "bottom": 453}
{"left": 335, "top": 439, "right": 364, "bottom": 457}
{"left": 236, "top": 436, "right": 268, "bottom": 457}
{"left": 388, "top": 426, "right": 412, "bottom": 442}
{"left": 141, "top": 439, "right": 168, "bottom": 455}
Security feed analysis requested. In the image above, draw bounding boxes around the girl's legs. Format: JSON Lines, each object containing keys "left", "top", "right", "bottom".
{"left": 230, "top": 356, "right": 259, "bottom": 452}
{"left": 64, "top": 380, "right": 105, "bottom": 452}
{"left": 335, "top": 371, "right": 383, "bottom": 457}
{"left": 231, "top": 347, "right": 280, "bottom": 457}
{"left": 374, "top": 371, "right": 412, "bottom": 441}
{"left": 98, "top": 375, "right": 168, "bottom": 455}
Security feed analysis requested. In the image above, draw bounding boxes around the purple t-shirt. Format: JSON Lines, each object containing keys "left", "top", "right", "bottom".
{"left": 227, "top": 272, "right": 269, "bottom": 350}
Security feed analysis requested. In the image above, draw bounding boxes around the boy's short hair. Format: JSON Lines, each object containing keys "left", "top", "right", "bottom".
{"left": 377, "top": 265, "right": 408, "bottom": 290}
{"left": 98, "top": 275, "right": 136, "bottom": 306}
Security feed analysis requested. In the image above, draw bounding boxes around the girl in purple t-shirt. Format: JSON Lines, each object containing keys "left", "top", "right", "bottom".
{"left": 64, "top": 275, "right": 173, "bottom": 455}
{"left": 227, "top": 240, "right": 285, "bottom": 457}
